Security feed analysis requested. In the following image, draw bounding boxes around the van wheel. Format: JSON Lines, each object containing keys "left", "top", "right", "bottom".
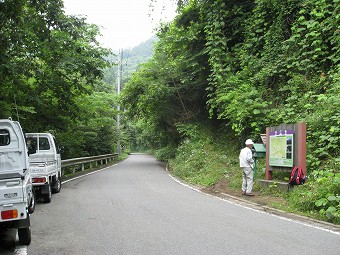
{"left": 43, "top": 184, "right": 52, "bottom": 203}
{"left": 18, "top": 227, "right": 31, "bottom": 245}
{"left": 28, "top": 189, "right": 36, "bottom": 214}
{"left": 52, "top": 176, "right": 61, "bottom": 194}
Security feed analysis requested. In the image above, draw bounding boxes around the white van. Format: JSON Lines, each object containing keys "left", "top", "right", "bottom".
{"left": 26, "top": 133, "right": 62, "bottom": 203}
{"left": 0, "top": 119, "right": 35, "bottom": 245}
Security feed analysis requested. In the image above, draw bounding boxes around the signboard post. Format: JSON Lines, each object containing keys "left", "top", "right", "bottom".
{"left": 265, "top": 123, "right": 306, "bottom": 180}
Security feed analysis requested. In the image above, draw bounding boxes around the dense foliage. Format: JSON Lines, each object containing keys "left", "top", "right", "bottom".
{"left": 121, "top": 0, "right": 339, "bottom": 222}
{"left": 0, "top": 0, "right": 116, "bottom": 158}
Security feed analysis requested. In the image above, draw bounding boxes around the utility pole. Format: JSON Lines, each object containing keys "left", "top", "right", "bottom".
{"left": 116, "top": 49, "right": 123, "bottom": 155}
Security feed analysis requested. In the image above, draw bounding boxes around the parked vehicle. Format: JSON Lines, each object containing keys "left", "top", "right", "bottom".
{"left": 0, "top": 119, "right": 35, "bottom": 245}
{"left": 26, "top": 133, "right": 61, "bottom": 203}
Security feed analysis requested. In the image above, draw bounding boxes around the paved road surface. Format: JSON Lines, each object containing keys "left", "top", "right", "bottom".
{"left": 1, "top": 154, "right": 339, "bottom": 254}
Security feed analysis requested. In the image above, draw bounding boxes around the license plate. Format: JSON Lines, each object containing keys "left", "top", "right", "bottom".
{"left": 31, "top": 168, "right": 44, "bottom": 173}
{"left": 4, "top": 193, "right": 18, "bottom": 198}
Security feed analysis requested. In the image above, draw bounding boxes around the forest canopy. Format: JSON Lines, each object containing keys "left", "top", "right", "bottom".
{"left": 121, "top": 0, "right": 339, "bottom": 170}
{"left": 0, "top": 0, "right": 116, "bottom": 158}
{"left": 1, "top": 0, "right": 339, "bottom": 171}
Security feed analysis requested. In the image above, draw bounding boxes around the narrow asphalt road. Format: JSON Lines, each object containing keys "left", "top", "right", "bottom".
{"left": 15, "top": 153, "right": 340, "bottom": 254}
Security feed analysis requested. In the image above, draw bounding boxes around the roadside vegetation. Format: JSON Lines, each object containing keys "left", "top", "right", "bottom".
{"left": 165, "top": 123, "right": 339, "bottom": 224}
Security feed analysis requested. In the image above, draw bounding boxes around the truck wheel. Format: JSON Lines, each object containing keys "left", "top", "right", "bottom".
{"left": 52, "top": 176, "right": 61, "bottom": 194}
{"left": 43, "top": 184, "right": 52, "bottom": 203}
{"left": 18, "top": 227, "right": 31, "bottom": 245}
{"left": 28, "top": 189, "right": 36, "bottom": 214}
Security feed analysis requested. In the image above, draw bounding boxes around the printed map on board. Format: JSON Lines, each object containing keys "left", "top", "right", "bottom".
{"left": 269, "top": 134, "right": 293, "bottom": 167}
{"left": 270, "top": 136, "right": 286, "bottom": 159}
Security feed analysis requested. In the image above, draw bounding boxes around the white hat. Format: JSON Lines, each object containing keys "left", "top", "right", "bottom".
{"left": 245, "top": 139, "right": 254, "bottom": 145}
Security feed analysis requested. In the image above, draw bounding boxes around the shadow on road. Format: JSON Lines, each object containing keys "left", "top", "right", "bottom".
{"left": 0, "top": 228, "right": 16, "bottom": 254}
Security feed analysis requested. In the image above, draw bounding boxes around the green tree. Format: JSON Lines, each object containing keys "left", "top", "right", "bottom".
{"left": 0, "top": 0, "right": 115, "bottom": 158}
{"left": 121, "top": 1, "right": 210, "bottom": 152}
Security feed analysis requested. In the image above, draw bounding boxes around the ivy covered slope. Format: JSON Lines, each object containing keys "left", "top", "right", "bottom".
{"left": 0, "top": 0, "right": 118, "bottom": 158}
{"left": 121, "top": 0, "right": 339, "bottom": 223}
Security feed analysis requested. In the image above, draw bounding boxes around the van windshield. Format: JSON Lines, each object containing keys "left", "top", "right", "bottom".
{"left": 0, "top": 129, "right": 10, "bottom": 146}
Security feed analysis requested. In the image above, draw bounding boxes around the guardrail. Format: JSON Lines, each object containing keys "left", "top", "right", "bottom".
{"left": 61, "top": 153, "right": 118, "bottom": 175}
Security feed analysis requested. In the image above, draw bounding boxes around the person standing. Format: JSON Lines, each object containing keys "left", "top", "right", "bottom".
{"left": 239, "top": 139, "right": 255, "bottom": 196}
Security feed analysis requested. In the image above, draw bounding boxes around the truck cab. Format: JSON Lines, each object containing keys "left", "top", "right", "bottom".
{"left": 26, "top": 133, "right": 62, "bottom": 203}
{"left": 0, "top": 119, "right": 35, "bottom": 245}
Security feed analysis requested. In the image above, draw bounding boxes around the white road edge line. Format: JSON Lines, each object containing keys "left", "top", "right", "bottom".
{"left": 14, "top": 156, "right": 338, "bottom": 255}
{"left": 14, "top": 233, "right": 27, "bottom": 255}
{"left": 168, "top": 172, "right": 340, "bottom": 236}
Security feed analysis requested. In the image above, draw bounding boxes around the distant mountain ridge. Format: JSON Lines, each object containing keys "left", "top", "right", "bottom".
{"left": 121, "top": 36, "right": 158, "bottom": 78}
{"left": 126, "top": 36, "right": 158, "bottom": 59}
{"left": 103, "top": 36, "right": 158, "bottom": 87}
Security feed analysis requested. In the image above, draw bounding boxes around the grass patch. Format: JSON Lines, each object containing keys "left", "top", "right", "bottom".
{"left": 169, "top": 124, "right": 239, "bottom": 187}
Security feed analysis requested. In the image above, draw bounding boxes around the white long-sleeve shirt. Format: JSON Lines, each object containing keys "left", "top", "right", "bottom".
{"left": 239, "top": 147, "right": 254, "bottom": 168}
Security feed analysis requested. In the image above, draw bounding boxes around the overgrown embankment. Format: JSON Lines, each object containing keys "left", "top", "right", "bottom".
{"left": 168, "top": 124, "right": 240, "bottom": 187}
{"left": 161, "top": 124, "right": 339, "bottom": 225}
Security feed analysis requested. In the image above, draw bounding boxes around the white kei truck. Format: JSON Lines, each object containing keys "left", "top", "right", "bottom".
{"left": 0, "top": 119, "right": 35, "bottom": 245}
{"left": 26, "top": 132, "right": 62, "bottom": 203}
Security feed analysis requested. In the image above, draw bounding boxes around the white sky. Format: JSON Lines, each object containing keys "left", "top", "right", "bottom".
{"left": 63, "top": 0, "right": 177, "bottom": 50}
